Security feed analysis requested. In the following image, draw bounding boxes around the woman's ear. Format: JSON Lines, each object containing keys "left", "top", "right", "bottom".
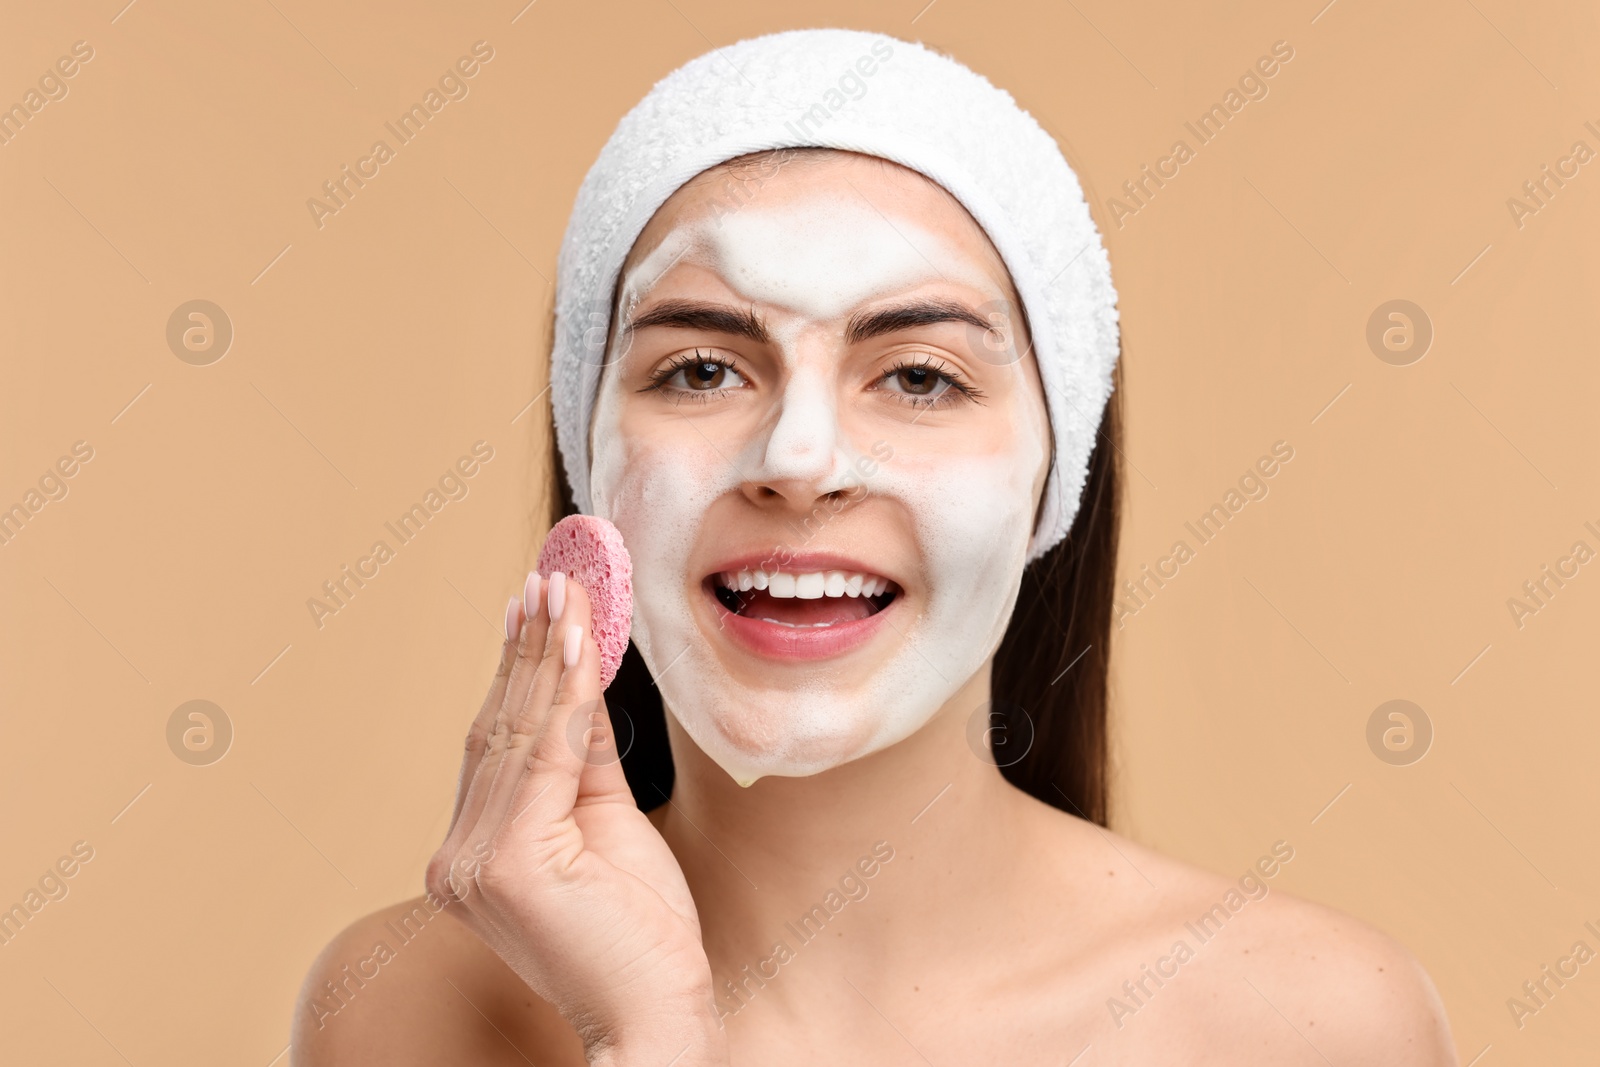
{"left": 1022, "top": 352, "right": 1055, "bottom": 539}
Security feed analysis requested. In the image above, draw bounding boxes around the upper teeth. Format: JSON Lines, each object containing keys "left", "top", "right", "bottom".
{"left": 719, "top": 569, "right": 890, "bottom": 599}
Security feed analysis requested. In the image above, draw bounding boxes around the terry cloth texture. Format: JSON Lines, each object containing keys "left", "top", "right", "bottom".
{"left": 550, "top": 27, "right": 1120, "bottom": 562}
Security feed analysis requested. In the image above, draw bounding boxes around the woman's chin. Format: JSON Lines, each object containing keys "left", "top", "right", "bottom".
{"left": 670, "top": 690, "right": 905, "bottom": 785}
{"left": 640, "top": 580, "right": 972, "bottom": 785}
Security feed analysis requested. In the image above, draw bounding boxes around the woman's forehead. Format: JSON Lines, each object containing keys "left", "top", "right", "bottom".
{"left": 620, "top": 150, "right": 1017, "bottom": 302}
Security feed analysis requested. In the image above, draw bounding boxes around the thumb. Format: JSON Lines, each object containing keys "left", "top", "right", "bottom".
{"left": 571, "top": 690, "right": 637, "bottom": 807}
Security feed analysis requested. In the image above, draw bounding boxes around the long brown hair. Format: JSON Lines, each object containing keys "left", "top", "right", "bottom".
{"left": 542, "top": 356, "right": 1122, "bottom": 826}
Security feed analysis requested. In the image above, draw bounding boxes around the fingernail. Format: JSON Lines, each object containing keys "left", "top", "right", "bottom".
{"left": 523, "top": 571, "right": 542, "bottom": 621}
{"left": 504, "top": 595, "right": 522, "bottom": 641}
{"left": 548, "top": 571, "right": 566, "bottom": 622}
{"left": 563, "top": 623, "right": 582, "bottom": 668}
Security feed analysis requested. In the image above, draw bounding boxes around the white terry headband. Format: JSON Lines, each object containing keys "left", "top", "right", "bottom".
{"left": 551, "top": 27, "right": 1120, "bottom": 563}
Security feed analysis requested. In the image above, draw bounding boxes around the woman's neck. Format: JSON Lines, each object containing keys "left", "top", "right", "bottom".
{"left": 651, "top": 663, "right": 1040, "bottom": 998}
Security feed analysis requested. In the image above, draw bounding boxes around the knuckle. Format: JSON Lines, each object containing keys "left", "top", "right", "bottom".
{"left": 539, "top": 621, "right": 570, "bottom": 664}
{"left": 501, "top": 654, "right": 535, "bottom": 695}
{"left": 515, "top": 625, "right": 546, "bottom": 663}
{"left": 443, "top": 847, "right": 489, "bottom": 900}
{"left": 526, "top": 741, "right": 569, "bottom": 776}
{"left": 507, "top": 680, "right": 556, "bottom": 740}
{"left": 508, "top": 711, "right": 546, "bottom": 743}
{"left": 494, "top": 647, "right": 516, "bottom": 678}
{"left": 473, "top": 855, "right": 513, "bottom": 895}
{"left": 484, "top": 718, "right": 515, "bottom": 753}
{"left": 423, "top": 852, "right": 458, "bottom": 902}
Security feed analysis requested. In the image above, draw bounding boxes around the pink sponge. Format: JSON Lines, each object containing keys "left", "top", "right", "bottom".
{"left": 536, "top": 515, "right": 633, "bottom": 690}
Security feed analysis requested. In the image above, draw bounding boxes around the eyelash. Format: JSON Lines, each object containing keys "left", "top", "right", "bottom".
{"left": 879, "top": 355, "right": 986, "bottom": 409}
{"left": 640, "top": 350, "right": 986, "bottom": 409}
{"left": 641, "top": 350, "right": 742, "bottom": 405}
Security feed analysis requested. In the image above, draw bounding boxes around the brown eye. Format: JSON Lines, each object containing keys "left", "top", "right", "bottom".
{"left": 895, "top": 366, "right": 938, "bottom": 395}
{"left": 876, "top": 358, "right": 982, "bottom": 407}
{"left": 654, "top": 352, "right": 746, "bottom": 395}
{"left": 685, "top": 361, "right": 726, "bottom": 390}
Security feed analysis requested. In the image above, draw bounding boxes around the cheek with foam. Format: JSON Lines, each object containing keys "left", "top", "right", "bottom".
{"left": 589, "top": 390, "right": 1045, "bottom": 786}
{"left": 590, "top": 387, "right": 884, "bottom": 778}
{"left": 589, "top": 399, "right": 729, "bottom": 667}
{"left": 844, "top": 427, "right": 1044, "bottom": 757}
{"left": 585, "top": 205, "right": 1048, "bottom": 782}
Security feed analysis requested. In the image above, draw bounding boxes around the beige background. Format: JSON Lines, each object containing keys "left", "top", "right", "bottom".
{"left": 2, "top": 0, "right": 1596, "bottom": 1062}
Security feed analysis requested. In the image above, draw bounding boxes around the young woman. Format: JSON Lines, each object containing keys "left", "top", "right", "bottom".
{"left": 294, "top": 30, "right": 1456, "bottom": 1065}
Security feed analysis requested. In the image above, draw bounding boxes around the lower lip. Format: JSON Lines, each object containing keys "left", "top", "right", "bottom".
{"left": 706, "top": 585, "right": 895, "bottom": 662}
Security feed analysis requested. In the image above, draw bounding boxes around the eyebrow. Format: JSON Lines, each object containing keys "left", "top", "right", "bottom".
{"left": 626, "top": 299, "right": 771, "bottom": 343}
{"left": 623, "top": 296, "right": 996, "bottom": 347}
{"left": 845, "top": 299, "right": 992, "bottom": 344}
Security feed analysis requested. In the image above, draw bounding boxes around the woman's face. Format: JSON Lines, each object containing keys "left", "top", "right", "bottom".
{"left": 588, "top": 151, "right": 1051, "bottom": 785}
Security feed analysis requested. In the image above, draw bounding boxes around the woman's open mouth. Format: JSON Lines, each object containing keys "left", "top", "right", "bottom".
{"left": 703, "top": 564, "right": 901, "bottom": 661}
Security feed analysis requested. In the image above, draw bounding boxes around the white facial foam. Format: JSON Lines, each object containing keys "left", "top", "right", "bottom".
{"left": 588, "top": 190, "right": 1048, "bottom": 784}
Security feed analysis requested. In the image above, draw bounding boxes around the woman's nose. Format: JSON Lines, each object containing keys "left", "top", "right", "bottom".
{"left": 740, "top": 375, "right": 854, "bottom": 507}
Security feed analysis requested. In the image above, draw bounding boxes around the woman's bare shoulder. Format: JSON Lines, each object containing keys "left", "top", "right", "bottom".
{"left": 1025, "top": 803, "right": 1458, "bottom": 1064}
{"left": 290, "top": 895, "right": 585, "bottom": 1066}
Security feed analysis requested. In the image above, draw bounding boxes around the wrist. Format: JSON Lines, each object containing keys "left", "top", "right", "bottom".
{"left": 586, "top": 1008, "right": 727, "bottom": 1067}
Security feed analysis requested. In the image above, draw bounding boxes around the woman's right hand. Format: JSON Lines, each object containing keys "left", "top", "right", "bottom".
{"left": 425, "top": 571, "right": 726, "bottom": 1066}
